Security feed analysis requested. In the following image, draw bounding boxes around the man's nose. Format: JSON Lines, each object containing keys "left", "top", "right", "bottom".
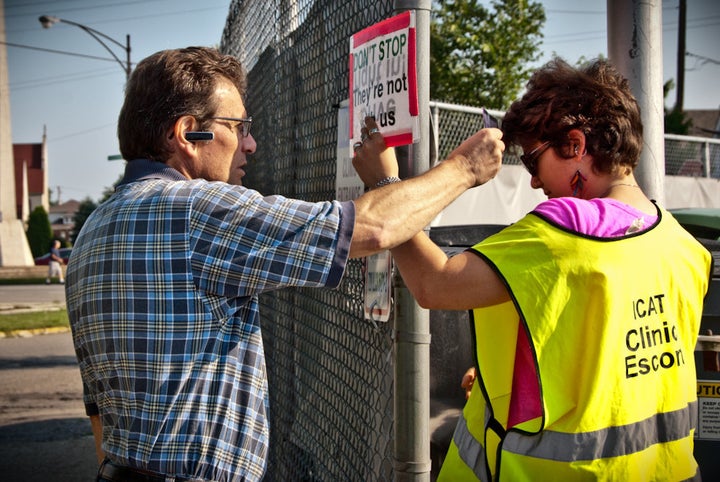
{"left": 242, "top": 133, "right": 257, "bottom": 154}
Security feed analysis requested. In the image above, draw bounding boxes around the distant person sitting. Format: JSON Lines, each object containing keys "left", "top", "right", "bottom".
{"left": 46, "top": 240, "right": 65, "bottom": 284}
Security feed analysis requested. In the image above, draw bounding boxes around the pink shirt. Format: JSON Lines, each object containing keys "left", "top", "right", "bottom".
{"left": 533, "top": 197, "right": 658, "bottom": 237}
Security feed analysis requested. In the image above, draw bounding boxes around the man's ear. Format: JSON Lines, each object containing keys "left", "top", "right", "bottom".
{"left": 169, "top": 115, "right": 200, "bottom": 157}
{"left": 566, "top": 129, "right": 587, "bottom": 158}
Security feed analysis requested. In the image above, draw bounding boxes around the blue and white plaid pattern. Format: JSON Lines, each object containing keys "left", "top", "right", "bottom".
{"left": 66, "top": 161, "right": 353, "bottom": 481}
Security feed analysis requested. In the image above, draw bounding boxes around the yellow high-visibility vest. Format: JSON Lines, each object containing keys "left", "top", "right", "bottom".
{"left": 439, "top": 208, "right": 712, "bottom": 481}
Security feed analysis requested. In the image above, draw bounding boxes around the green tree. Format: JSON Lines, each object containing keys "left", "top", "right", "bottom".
{"left": 26, "top": 206, "right": 53, "bottom": 258}
{"left": 430, "top": 0, "right": 546, "bottom": 109}
{"left": 72, "top": 197, "right": 98, "bottom": 244}
{"left": 663, "top": 79, "right": 692, "bottom": 135}
{"left": 68, "top": 175, "right": 120, "bottom": 243}
{"left": 97, "top": 174, "right": 123, "bottom": 204}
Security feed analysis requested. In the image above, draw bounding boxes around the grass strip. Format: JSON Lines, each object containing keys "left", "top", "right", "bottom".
{"left": 0, "top": 309, "right": 70, "bottom": 336}
{"left": 0, "top": 278, "right": 51, "bottom": 285}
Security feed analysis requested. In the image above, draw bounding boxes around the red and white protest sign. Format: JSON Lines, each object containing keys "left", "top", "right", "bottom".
{"left": 349, "top": 11, "right": 418, "bottom": 151}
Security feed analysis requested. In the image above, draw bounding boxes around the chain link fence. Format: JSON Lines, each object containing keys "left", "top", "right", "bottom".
{"left": 665, "top": 134, "right": 720, "bottom": 178}
{"left": 221, "top": 2, "right": 398, "bottom": 480}
{"left": 219, "top": 3, "right": 719, "bottom": 480}
{"left": 429, "top": 102, "right": 521, "bottom": 166}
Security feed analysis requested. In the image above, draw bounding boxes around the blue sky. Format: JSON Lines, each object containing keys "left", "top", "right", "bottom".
{"left": 4, "top": 0, "right": 719, "bottom": 203}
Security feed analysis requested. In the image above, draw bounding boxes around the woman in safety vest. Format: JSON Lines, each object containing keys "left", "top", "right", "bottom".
{"left": 353, "top": 58, "right": 713, "bottom": 481}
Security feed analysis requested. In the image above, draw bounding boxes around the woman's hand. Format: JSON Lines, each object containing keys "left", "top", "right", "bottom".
{"left": 352, "top": 116, "right": 399, "bottom": 188}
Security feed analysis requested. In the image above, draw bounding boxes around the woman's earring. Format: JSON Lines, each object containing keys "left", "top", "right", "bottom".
{"left": 574, "top": 146, "right": 579, "bottom": 155}
{"left": 571, "top": 169, "right": 587, "bottom": 197}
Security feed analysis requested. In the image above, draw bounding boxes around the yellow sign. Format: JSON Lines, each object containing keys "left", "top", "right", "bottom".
{"left": 698, "top": 381, "right": 720, "bottom": 398}
{"left": 697, "top": 380, "right": 720, "bottom": 440}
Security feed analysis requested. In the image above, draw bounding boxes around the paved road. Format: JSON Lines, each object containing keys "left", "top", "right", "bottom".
{"left": 0, "top": 291, "right": 98, "bottom": 480}
{"left": 0, "top": 283, "right": 67, "bottom": 307}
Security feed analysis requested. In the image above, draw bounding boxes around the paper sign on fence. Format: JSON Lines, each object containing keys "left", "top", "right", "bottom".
{"left": 349, "top": 11, "right": 418, "bottom": 153}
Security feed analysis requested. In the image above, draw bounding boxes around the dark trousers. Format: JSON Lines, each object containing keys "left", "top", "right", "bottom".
{"left": 96, "top": 458, "right": 207, "bottom": 482}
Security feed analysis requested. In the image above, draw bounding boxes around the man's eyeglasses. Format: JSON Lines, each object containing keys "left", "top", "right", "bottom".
{"left": 520, "top": 141, "right": 552, "bottom": 176}
{"left": 209, "top": 116, "right": 253, "bottom": 138}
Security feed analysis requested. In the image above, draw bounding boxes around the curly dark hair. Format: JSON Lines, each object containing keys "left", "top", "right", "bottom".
{"left": 118, "top": 46, "right": 247, "bottom": 162}
{"left": 502, "top": 58, "right": 643, "bottom": 175}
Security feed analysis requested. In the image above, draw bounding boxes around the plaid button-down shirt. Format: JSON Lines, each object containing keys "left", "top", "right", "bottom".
{"left": 66, "top": 160, "right": 354, "bottom": 481}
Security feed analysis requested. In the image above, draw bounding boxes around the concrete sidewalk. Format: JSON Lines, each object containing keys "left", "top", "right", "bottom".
{"left": 0, "top": 332, "right": 97, "bottom": 481}
{"left": 0, "top": 272, "right": 97, "bottom": 479}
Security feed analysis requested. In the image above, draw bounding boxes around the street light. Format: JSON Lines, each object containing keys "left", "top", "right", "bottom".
{"left": 38, "top": 15, "right": 131, "bottom": 81}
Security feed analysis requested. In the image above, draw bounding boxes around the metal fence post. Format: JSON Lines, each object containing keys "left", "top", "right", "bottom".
{"left": 705, "top": 141, "right": 711, "bottom": 178}
{"left": 393, "top": 1, "right": 432, "bottom": 480}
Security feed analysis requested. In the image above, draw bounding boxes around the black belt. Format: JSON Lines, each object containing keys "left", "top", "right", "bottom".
{"left": 97, "top": 459, "right": 207, "bottom": 482}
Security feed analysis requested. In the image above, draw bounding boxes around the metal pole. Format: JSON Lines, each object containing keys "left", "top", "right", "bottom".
{"left": 393, "top": 1, "right": 432, "bottom": 481}
{"left": 674, "top": 0, "right": 686, "bottom": 113}
{"left": 125, "top": 34, "right": 131, "bottom": 82}
{"left": 39, "top": 16, "right": 131, "bottom": 81}
{"left": 704, "top": 141, "right": 711, "bottom": 178}
{"left": 607, "top": 0, "right": 665, "bottom": 204}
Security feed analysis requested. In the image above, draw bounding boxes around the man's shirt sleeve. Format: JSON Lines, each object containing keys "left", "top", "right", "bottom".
{"left": 189, "top": 185, "right": 355, "bottom": 297}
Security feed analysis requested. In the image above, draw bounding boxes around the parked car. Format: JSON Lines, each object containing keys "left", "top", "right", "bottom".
{"left": 671, "top": 208, "right": 720, "bottom": 277}
{"left": 671, "top": 207, "right": 720, "bottom": 241}
{"left": 34, "top": 247, "right": 72, "bottom": 266}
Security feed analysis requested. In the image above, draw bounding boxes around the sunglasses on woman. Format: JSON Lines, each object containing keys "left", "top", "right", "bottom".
{"left": 520, "top": 141, "right": 552, "bottom": 176}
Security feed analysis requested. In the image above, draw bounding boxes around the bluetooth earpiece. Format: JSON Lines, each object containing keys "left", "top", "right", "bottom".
{"left": 185, "top": 132, "right": 214, "bottom": 142}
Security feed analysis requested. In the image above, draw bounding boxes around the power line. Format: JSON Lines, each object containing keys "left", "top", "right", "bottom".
{"left": 46, "top": 123, "right": 118, "bottom": 143}
{"left": 5, "top": 2, "right": 228, "bottom": 29}
{"left": 3, "top": 0, "right": 221, "bottom": 18}
{"left": 686, "top": 51, "right": 720, "bottom": 67}
{"left": 542, "top": 30, "right": 606, "bottom": 44}
{"left": 545, "top": 9, "right": 605, "bottom": 15}
{"left": 10, "top": 67, "right": 120, "bottom": 90}
{"left": 0, "top": 40, "right": 118, "bottom": 63}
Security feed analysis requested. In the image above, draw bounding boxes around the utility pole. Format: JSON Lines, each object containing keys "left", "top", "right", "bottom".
{"left": 674, "top": 0, "right": 686, "bottom": 113}
{"left": 607, "top": 0, "right": 665, "bottom": 204}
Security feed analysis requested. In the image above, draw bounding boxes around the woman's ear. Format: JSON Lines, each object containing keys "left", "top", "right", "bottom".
{"left": 566, "top": 129, "right": 586, "bottom": 158}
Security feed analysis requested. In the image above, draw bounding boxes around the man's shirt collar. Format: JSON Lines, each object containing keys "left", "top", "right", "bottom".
{"left": 117, "top": 159, "right": 188, "bottom": 187}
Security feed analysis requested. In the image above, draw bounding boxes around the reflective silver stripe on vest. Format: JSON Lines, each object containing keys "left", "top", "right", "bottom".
{"left": 503, "top": 401, "right": 698, "bottom": 462}
{"left": 453, "top": 409, "right": 490, "bottom": 481}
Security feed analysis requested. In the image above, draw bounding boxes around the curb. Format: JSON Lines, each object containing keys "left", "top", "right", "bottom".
{"left": 0, "top": 303, "right": 66, "bottom": 314}
{"left": 0, "top": 326, "right": 71, "bottom": 339}
{"left": 0, "top": 303, "right": 69, "bottom": 339}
